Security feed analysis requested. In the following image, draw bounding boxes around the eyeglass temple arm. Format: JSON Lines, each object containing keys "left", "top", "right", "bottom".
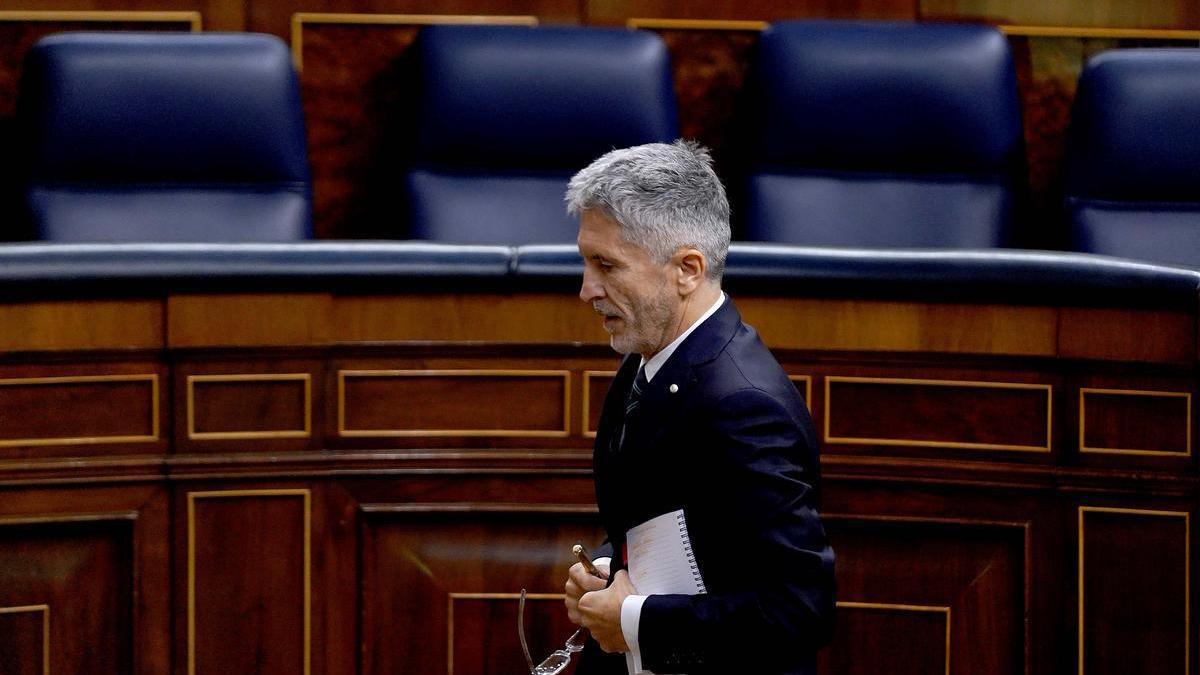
{"left": 518, "top": 589, "right": 536, "bottom": 673}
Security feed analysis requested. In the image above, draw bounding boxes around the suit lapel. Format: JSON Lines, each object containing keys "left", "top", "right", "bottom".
{"left": 621, "top": 298, "right": 743, "bottom": 453}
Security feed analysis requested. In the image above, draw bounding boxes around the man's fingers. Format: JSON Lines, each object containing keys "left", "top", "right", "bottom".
{"left": 568, "top": 562, "right": 608, "bottom": 592}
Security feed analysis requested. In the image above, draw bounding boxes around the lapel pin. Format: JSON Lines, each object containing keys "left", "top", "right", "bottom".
{"left": 669, "top": 384, "right": 679, "bottom": 393}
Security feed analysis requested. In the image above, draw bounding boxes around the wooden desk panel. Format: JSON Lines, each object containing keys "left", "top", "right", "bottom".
{"left": 0, "top": 289, "right": 1191, "bottom": 675}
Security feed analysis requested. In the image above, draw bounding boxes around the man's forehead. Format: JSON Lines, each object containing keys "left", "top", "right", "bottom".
{"left": 577, "top": 210, "right": 622, "bottom": 249}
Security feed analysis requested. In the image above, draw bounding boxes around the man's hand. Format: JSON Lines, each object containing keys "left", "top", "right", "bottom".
{"left": 564, "top": 561, "right": 608, "bottom": 625}
{"left": 577, "top": 570, "right": 636, "bottom": 653}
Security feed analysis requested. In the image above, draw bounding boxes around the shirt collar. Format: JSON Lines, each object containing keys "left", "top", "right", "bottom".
{"left": 640, "top": 292, "right": 726, "bottom": 382}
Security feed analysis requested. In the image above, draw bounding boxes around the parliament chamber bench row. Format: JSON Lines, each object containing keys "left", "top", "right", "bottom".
{"left": 0, "top": 240, "right": 1195, "bottom": 673}
{"left": 7, "top": 21, "right": 1200, "bottom": 268}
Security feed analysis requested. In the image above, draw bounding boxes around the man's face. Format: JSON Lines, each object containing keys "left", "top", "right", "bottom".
{"left": 577, "top": 210, "right": 679, "bottom": 356}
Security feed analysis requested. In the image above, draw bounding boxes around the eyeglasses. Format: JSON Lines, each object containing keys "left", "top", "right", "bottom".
{"left": 518, "top": 588, "right": 588, "bottom": 675}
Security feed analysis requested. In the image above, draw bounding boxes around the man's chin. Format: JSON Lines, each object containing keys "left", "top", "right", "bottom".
{"left": 608, "top": 335, "right": 635, "bottom": 355}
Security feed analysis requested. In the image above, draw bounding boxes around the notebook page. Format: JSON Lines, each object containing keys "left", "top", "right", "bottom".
{"left": 626, "top": 509, "right": 706, "bottom": 596}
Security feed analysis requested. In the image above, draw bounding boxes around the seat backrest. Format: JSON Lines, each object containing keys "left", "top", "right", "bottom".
{"left": 1063, "top": 49, "right": 1200, "bottom": 268}
{"left": 405, "top": 24, "right": 679, "bottom": 244}
{"left": 742, "top": 20, "right": 1024, "bottom": 248}
{"left": 21, "top": 32, "right": 311, "bottom": 241}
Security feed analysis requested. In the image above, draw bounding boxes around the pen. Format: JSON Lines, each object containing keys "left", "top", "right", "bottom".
{"left": 573, "top": 543, "right": 608, "bottom": 579}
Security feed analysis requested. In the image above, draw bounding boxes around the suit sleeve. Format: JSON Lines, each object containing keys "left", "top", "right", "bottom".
{"left": 636, "top": 386, "right": 835, "bottom": 673}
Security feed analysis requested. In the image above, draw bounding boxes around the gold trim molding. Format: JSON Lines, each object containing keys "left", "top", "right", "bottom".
{"left": 627, "top": 18, "right": 769, "bottom": 31}
{"left": 290, "top": 13, "right": 538, "bottom": 71}
{"left": 338, "top": 369, "right": 571, "bottom": 438}
{"left": 788, "top": 375, "right": 813, "bottom": 412}
{"left": 837, "top": 601, "right": 951, "bottom": 675}
{"left": 1078, "top": 388, "right": 1192, "bottom": 457}
{"left": 0, "top": 10, "right": 200, "bottom": 30}
{"left": 187, "top": 489, "right": 311, "bottom": 675}
{"left": 824, "top": 376, "right": 1052, "bottom": 453}
{"left": 999, "top": 24, "right": 1200, "bottom": 40}
{"left": 0, "top": 374, "right": 159, "bottom": 448}
{"left": 581, "top": 370, "right": 617, "bottom": 439}
{"left": 186, "top": 374, "right": 312, "bottom": 441}
{"left": 1077, "top": 506, "right": 1189, "bottom": 675}
{"left": 0, "top": 604, "right": 50, "bottom": 675}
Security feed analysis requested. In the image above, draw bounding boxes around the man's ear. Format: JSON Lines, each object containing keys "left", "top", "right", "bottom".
{"left": 674, "top": 248, "right": 707, "bottom": 295}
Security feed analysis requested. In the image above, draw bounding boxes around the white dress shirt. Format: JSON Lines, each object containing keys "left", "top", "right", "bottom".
{"left": 603, "top": 292, "right": 726, "bottom": 675}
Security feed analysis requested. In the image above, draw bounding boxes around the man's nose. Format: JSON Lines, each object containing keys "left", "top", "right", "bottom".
{"left": 579, "top": 269, "right": 602, "bottom": 303}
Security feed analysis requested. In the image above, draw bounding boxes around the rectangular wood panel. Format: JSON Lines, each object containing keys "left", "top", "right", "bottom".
{"left": 448, "top": 593, "right": 575, "bottom": 675}
{"left": 739, "top": 299, "right": 1059, "bottom": 356}
{"left": 0, "top": 375, "right": 158, "bottom": 448}
{"left": 825, "top": 376, "right": 1052, "bottom": 452}
{"left": 0, "top": 301, "right": 162, "bottom": 352}
{"left": 1080, "top": 389, "right": 1191, "bottom": 456}
{"left": 360, "top": 507, "right": 603, "bottom": 675}
{"left": 0, "top": 605, "right": 48, "bottom": 675}
{"left": 188, "top": 374, "right": 311, "bottom": 440}
{"left": 167, "top": 294, "right": 332, "bottom": 348}
{"left": 822, "top": 516, "right": 1025, "bottom": 675}
{"left": 0, "top": 518, "right": 132, "bottom": 674}
{"left": 340, "top": 370, "right": 570, "bottom": 437}
{"left": 187, "top": 490, "right": 310, "bottom": 675}
{"left": 1079, "top": 507, "right": 1188, "bottom": 675}
{"left": 821, "top": 603, "right": 950, "bottom": 675}
{"left": 582, "top": 370, "right": 616, "bottom": 438}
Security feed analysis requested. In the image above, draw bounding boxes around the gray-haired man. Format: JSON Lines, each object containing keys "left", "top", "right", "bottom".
{"left": 562, "top": 141, "right": 835, "bottom": 674}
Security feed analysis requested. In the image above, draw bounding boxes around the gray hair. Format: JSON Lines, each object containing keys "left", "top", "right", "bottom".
{"left": 566, "top": 140, "right": 731, "bottom": 280}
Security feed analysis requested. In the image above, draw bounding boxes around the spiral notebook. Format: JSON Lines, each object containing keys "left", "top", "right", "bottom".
{"left": 626, "top": 509, "right": 706, "bottom": 595}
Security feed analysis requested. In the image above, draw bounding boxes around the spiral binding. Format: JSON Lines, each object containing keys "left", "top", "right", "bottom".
{"left": 676, "top": 511, "right": 707, "bottom": 593}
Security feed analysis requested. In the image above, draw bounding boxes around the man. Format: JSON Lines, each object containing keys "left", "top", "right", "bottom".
{"left": 562, "top": 140, "right": 835, "bottom": 675}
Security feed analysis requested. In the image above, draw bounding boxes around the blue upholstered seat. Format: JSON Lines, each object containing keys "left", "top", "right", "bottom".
{"left": 405, "top": 25, "right": 679, "bottom": 244}
{"left": 21, "top": 32, "right": 311, "bottom": 241}
{"left": 741, "top": 21, "right": 1024, "bottom": 248}
{"left": 1063, "top": 49, "right": 1200, "bottom": 268}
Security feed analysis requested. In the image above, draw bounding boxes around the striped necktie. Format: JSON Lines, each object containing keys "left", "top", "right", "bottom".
{"left": 617, "top": 365, "right": 648, "bottom": 451}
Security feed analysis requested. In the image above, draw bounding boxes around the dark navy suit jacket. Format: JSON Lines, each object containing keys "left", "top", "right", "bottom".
{"left": 580, "top": 298, "right": 835, "bottom": 675}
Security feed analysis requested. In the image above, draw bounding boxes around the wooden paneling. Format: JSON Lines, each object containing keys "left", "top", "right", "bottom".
{"left": 825, "top": 376, "right": 1052, "bottom": 453}
{"left": 0, "top": 605, "right": 48, "bottom": 675}
{"left": 822, "top": 603, "right": 950, "bottom": 675}
{"left": 1079, "top": 388, "right": 1191, "bottom": 457}
{"left": 739, "top": 298, "right": 1059, "bottom": 356}
{"left": 188, "top": 374, "right": 311, "bottom": 440}
{"left": 0, "top": 374, "right": 158, "bottom": 448}
{"left": 0, "top": 283, "right": 1192, "bottom": 675}
{"left": 183, "top": 489, "right": 311, "bottom": 675}
{"left": 582, "top": 370, "right": 615, "bottom": 438}
{"left": 1078, "top": 507, "right": 1189, "bottom": 675}
{"left": 823, "top": 516, "right": 1025, "bottom": 675}
{"left": 167, "top": 294, "right": 332, "bottom": 348}
{"left": 921, "top": 0, "right": 1200, "bottom": 29}
{"left": 634, "top": 22, "right": 764, "bottom": 181}
{"left": 339, "top": 370, "right": 570, "bottom": 437}
{"left": 0, "top": 300, "right": 162, "bottom": 352}
{"left": 448, "top": 593, "right": 577, "bottom": 675}
{"left": 0, "top": 516, "right": 133, "bottom": 674}
{"left": 596, "top": 0, "right": 916, "bottom": 25}
{"left": 1059, "top": 307, "right": 1195, "bottom": 363}
{"left": 359, "top": 505, "right": 602, "bottom": 675}
{"left": 333, "top": 293, "right": 607, "bottom": 344}
{"left": 173, "top": 360, "right": 323, "bottom": 455}
{"left": 0, "top": 363, "right": 167, "bottom": 460}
